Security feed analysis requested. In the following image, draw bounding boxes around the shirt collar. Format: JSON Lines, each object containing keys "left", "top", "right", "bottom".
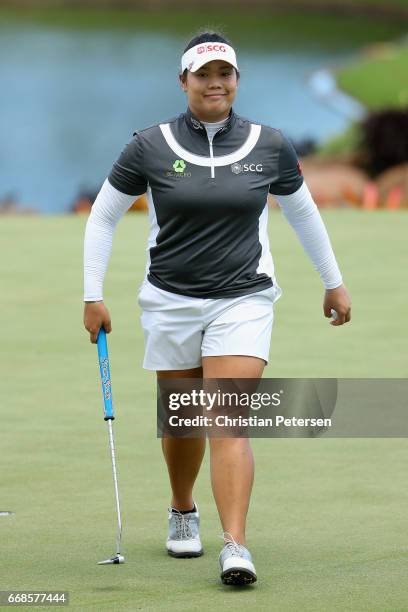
{"left": 184, "top": 107, "right": 236, "bottom": 138}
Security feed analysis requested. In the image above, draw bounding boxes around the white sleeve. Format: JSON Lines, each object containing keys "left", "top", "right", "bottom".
{"left": 83, "top": 178, "right": 141, "bottom": 301}
{"left": 272, "top": 182, "right": 343, "bottom": 289}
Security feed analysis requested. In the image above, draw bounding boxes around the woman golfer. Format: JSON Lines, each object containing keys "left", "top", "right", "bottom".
{"left": 83, "top": 30, "right": 351, "bottom": 586}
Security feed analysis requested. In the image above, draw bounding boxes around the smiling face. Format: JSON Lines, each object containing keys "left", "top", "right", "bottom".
{"left": 179, "top": 60, "right": 239, "bottom": 122}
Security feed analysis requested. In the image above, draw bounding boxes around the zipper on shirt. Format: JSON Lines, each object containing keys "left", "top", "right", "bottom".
{"left": 209, "top": 139, "right": 215, "bottom": 179}
{"left": 205, "top": 126, "right": 224, "bottom": 179}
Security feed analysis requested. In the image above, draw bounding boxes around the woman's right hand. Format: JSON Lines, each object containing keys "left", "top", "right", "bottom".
{"left": 83, "top": 301, "right": 112, "bottom": 343}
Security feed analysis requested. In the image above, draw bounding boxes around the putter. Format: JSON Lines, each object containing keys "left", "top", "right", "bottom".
{"left": 96, "top": 327, "right": 125, "bottom": 565}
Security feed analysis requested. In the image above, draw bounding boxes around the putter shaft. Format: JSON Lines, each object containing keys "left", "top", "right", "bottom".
{"left": 107, "top": 418, "right": 122, "bottom": 556}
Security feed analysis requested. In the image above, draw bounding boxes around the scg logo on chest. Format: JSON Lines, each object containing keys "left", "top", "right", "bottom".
{"left": 231, "top": 162, "right": 263, "bottom": 174}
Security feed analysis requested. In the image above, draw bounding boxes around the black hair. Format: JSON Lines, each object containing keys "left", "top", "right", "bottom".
{"left": 183, "top": 29, "right": 232, "bottom": 54}
{"left": 180, "top": 29, "right": 239, "bottom": 80}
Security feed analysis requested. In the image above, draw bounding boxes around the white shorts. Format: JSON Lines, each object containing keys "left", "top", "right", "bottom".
{"left": 137, "top": 279, "right": 282, "bottom": 371}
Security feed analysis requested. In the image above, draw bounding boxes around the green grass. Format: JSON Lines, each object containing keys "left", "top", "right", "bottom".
{"left": 0, "top": 7, "right": 407, "bottom": 50}
{"left": 1, "top": 212, "right": 407, "bottom": 610}
{"left": 349, "top": 0, "right": 408, "bottom": 5}
{"left": 336, "top": 42, "right": 408, "bottom": 109}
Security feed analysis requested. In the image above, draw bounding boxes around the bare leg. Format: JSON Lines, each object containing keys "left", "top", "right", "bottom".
{"left": 203, "top": 355, "right": 265, "bottom": 544}
{"left": 158, "top": 367, "right": 206, "bottom": 511}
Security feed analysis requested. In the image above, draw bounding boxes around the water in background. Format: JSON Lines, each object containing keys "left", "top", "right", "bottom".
{"left": 1, "top": 25, "right": 356, "bottom": 213}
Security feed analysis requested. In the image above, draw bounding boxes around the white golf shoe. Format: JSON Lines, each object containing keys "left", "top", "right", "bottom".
{"left": 166, "top": 503, "right": 203, "bottom": 558}
{"left": 219, "top": 532, "right": 257, "bottom": 585}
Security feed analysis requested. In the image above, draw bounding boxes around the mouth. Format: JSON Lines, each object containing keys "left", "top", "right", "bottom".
{"left": 204, "top": 94, "right": 226, "bottom": 99}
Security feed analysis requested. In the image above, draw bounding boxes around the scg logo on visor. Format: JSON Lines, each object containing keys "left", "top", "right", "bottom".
{"left": 197, "top": 44, "right": 227, "bottom": 54}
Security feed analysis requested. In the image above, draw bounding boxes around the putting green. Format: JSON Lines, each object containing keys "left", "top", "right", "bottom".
{"left": 1, "top": 210, "right": 407, "bottom": 610}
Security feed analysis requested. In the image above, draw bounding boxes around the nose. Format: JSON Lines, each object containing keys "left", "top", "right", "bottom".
{"left": 207, "top": 76, "right": 223, "bottom": 89}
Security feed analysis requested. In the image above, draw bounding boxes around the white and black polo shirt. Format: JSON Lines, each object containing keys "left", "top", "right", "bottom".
{"left": 108, "top": 107, "right": 304, "bottom": 299}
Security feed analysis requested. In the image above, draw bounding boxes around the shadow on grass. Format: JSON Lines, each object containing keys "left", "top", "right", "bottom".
{"left": 93, "top": 586, "right": 124, "bottom": 592}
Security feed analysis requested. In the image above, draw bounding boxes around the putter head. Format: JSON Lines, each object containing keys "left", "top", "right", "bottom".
{"left": 97, "top": 554, "right": 125, "bottom": 565}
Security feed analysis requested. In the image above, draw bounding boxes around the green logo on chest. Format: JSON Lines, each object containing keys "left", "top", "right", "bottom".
{"left": 173, "top": 159, "right": 186, "bottom": 173}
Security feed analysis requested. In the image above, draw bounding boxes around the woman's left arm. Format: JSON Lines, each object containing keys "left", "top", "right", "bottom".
{"left": 272, "top": 182, "right": 351, "bottom": 326}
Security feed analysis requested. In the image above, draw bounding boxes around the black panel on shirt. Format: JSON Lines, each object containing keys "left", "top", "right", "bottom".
{"left": 104, "top": 110, "right": 306, "bottom": 298}
{"left": 108, "top": 131, "right": 148, "bottom": 196}
{"left": 268, "top": 132, "right": 304, "bottom": 196}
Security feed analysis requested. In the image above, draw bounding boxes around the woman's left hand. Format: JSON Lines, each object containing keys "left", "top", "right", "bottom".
{"left": 323, "top": 284, "right": 352, "bottom": 326}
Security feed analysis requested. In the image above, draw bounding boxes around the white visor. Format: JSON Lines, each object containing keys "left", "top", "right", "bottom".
{"left": 181, "top": 42, "right": 238, "bottom": 73}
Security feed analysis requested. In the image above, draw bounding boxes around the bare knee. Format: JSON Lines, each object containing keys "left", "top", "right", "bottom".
{"left": 209, "top": 437, "right": 251, "bottom": 451}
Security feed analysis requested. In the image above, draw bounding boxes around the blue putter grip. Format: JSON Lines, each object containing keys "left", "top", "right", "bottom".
{"left": 97, "top": 327, "right": 114, "bottom": 421}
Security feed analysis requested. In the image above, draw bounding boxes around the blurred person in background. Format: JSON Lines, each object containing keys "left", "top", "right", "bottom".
{"left": 83, "top": 29, "right": 351, "bottom": 586}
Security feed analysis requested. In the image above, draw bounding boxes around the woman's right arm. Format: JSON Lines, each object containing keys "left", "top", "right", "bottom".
{"left": 83, "top": 178, "right": 140, "bottom": 343}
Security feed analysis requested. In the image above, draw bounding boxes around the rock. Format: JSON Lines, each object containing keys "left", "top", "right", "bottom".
{"left": 128, "top": 194, "right": 148, "bottom": 212}
{"left": 375, "top": 163, "right": 408, "bottom": 208}
{"left": 278, "top": 158, "right": 369, "bottom": 207}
